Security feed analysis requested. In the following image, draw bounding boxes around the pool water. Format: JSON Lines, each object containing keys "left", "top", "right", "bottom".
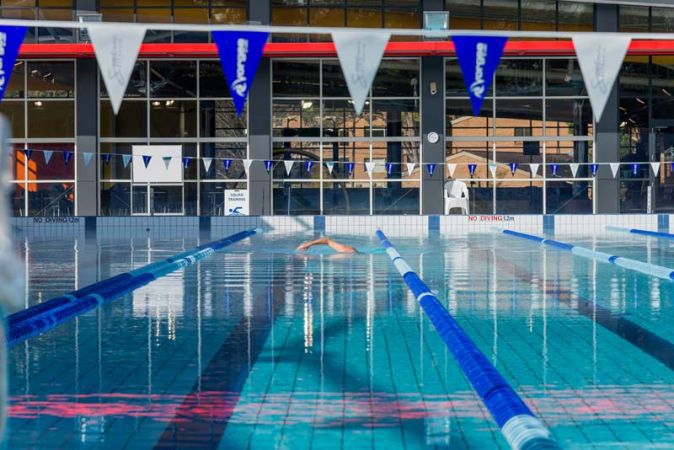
{"left": 6, "top": 232, "right": 674, "bottom": 449}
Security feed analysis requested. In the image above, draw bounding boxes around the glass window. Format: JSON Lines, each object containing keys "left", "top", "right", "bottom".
{"left": 494, "top": 99, "right": 544, "bottom": 138}
{"left": 558, "top": 1, "right": 592, "bottom": 31}
{"left": 150, "top": 61, "right": 197, "bottom": 98}
{"left": 447, "top": 98, "right": 494, "bottom": 138}
{"left": 27, "top": 61, "right": 74, "bottom": 98}
{"left": 545, "top": 99, "right": 593, "bottom": 137}
{"left": 29, "top": 143, "right": 74, "bottom": 181}
{"left": 273, "top": 181, "right": 321, "bottom": 215}
{"left": 520, "top": 0, "right": 556, "bottom": 31}
{"left": 620, "top": 5, "right": 649, "bottom": 33}
{"left": 322, "top": 182, "right": 371, "bottom": 215}
{"left": 545, "top": 59, "right": 586, "bottom": 97}
{"left": 201, "top": 100, "right": 247, "bottom": 138}
{"left": 446, "top": 141, "right": 491, "bottom": 179}
{"left": 199, "top": 61, "right": 229, "bottom": 98}
{"left": 652, "top": 7, "right": 674, "bottom": 33}
{"left": 373, "top": 180, "right": 419, "bottom": 214}
{"left": 483, "top": 0, "right": 518, "bottom": 30}
{"left": 273, "top": 100, "right": 321, "bottom": 137}
{"left": 546, "top": 180, "right": 593, "bottom": 214}
{"left": 28, "top": 100, "right": 74, "bottom": 138}
{"left": 272, "top": 60, "right": 321, "bottom": 97}
{"left": 100, "top": 101, "right": 148, "bottom": 138}
{"left": 322, "top": 99, "right": 370, "bottom": 138}
{"left": 371, "top": 100, "right": 419, "bottom": 137}
{"left": 101, "top": 61, "right": 147, "bottom": 98}
{"left": 100, "top": 143, "right": 135, "bottom": 180}
{"left": 463, "top": 180, "right": 494, "bottom": 214}
{"left": 371, "top": 59, "right": 420, "bottom": 98}
{"left": 447, "top": 0, "right": 481, "bottom": 30}
{"left": 150, "top": 100, "right": 197, "bottom": 138}
{"left": 100, "top": 182, "right": 131, "bottom": 216}
{"left": 5, "top": 60, "right": 24, "bottom": 99}
{"left": 322, "top": 59, "right": 350, "bottom": 97}
{"left": 620, "top": 180, "right": 648, "bottom": 213}
{"left": 200, "top": 143, "right": 247, "bottom": 180}
{"left": 200, "top": 182, "right": 247, "bottom": 216}
{"left": 495, "top": 59, "right": 543, "bottom": 97}
{"left": 446, "top": 60, "right": 469, "bottom": 97}
{"left": 495, "top": 181, "right": 543, "bottom": 214}
{"left": 0, "top": 101, "right": 24, "bottom": 138}
{"left": 28, "top": 182, "right": 75, "bottom": 216}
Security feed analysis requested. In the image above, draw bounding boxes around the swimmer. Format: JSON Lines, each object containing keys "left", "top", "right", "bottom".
{"left": 296, "top": 237, "right": 358, "bottom": 254}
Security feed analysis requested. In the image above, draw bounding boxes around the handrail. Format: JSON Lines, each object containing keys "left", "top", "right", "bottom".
{"left": 376, "top": 230, "right": 559, "bottom": 450}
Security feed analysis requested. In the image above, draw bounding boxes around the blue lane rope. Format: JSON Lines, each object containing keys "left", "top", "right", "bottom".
{"left": 7, "top": 229, "right": 258, "bottom": 346}
{"left": 606, "top": 226, "right": 674, "bottom": 240}
{"left": 497, "top": 228, "right": 674, "bottom": 281}
{"left": 375, "top": 230, "right": 559, "bottom": 450}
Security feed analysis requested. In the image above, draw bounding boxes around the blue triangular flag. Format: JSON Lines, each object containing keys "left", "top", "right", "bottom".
{"left": 551, "top": 164, "right": 559, "bottom": 176}
{"left": 264, "top": 160, "right": 273, "bottom": 173}
{"left": 305, "top": 160, "right": 314, "bottom": 173}
{"left": 212, "top": 31, "right": 269, "bottom": 117}
{"left": 0, "top": 26, "right": 27, "bottom": 102}
{"left": 426, "top": 163, "right": 437, "bottom": 176}
{"left": 142, "top": 155, "right": 152, "bottom": 168}
{"left": 452, "top": 35, "right": 507, "bottom": 116}
{"left": 385, "top": 162, "right": 394, "bottom": 176}
{"left": 83, "top": 152, "right": 93, "bottom": 167}
{"left": 43, "top": 150, "right": 53, "bottom": 165}
{"left": 63, "top": 151, "right": 73, "bottom": 165}
{"left": 182, "top": 157, "right": 191, "bottom": 169}
{"left": 162, "top": 156, "right": 172, "bottom": 169}
{"left": 509, "top": 162, "right": 518, "bottom": 175}
{"left": 23, "top": 149, "right": 32, "bottom": 160}
{"left": 468, "top": 163, "right": 477, "bottom": 176}
{"left": 122, "top": 154, "right": 131, "bottom": 168}
{"left": 631, "top": 163, "right": 639, "bottom": 176}
{"left": 590, "top": 163, "right": 599, "bottom": 176}
{"left": 223, "top": 159, "right": 232, "bottom": 170}
{"left": 102, "top": 154, "right": 111, "bottom": 165}
{"left": 345, "top": 162, "right": 354, "bottom": 175}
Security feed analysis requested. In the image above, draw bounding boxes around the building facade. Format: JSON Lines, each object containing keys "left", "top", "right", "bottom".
{"left": 2, "top": 0, "right": 674, "bottom": 216}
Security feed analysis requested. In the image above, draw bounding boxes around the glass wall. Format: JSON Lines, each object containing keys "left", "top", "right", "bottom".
{"left": 1, "top": 60, "right": 76, "bottom": 216}
{"left": 0, "top": 0, "right": 74, "bottom": 43}
{"left": 99, "top": 59, "right": 247, "bottom": 216}
{"left": 271, "top": 58, "right": 421, "bottom": 215}
{"left": 446, "top": 57, "right": 594, "bottom": 214}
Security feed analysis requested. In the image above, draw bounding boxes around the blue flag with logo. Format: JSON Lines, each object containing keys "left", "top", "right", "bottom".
{"left": 0, "top": 26, "right": 26, "bottom": 102}
{"left": 213, "top": 31, "right": 269, "bottom": 117}
{"left": 590, "top": 163, "right": 599, "bottom": 176}
{"left": 182, "top": 157, "right": 191, "bottom": 169}
{"left": 63, "top": 151, "right": 73, "bottom": 165}
{"left": 452, "top": 35, "right": 507, "bottom": 116}
{"left": 426, "top": 163, "right": 437, "bottom": 177}
{"left": 509, "top": 162, "right": 518, "bottom": 175}
{"left": 345, "top": 162, "right": 355, "bottom": 175}
{"left": 385, "top": 162, "right": 394, "bottom": 176}
{"left": 223, "top": 159, "right": 232, "bottom": 170}
{"left": 102, "top": 154, "right": 111, "bottom": 165}
{"left": 631, "top": 163, "right": 639, "bottom": 176}
{"left": 468, "top": 163, "right": 477, "bottom": 176}
{"left": 264, "top": 160, "right": 273, "bottom": 173}
{"left": 142, "top": 155, "right": 152, "bottom": 168}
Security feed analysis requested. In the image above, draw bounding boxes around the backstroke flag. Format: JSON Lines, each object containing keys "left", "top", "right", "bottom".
{"left": 213, "top": 31, "right": 269, "bottom": 117}
{"left": 332, "top": 31, "right": 390, "bottom": 115}
{"left": 88, "top": 24, "right": 146, "bottom": 115}
{"left": 452, "top": 35, "right": 507, "bottom": 116}
{"left": 573, "top": 35, "right": 630, "bottom": 120}
{"left": 0, "top": 26, "right": 26, "bottom": 102}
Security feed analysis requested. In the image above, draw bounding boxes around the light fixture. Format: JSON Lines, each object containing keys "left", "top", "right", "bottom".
{"left": 151, "top": 100, "right": 161, "bottom": 107}
{"left": 663, "top": 88, "right": 672, "bottom": 96}
{"left": 636, "top": 98, "right": 646, "bottom": 105}
{"left": 34, "top": 101, "right": 43, "bottom": 107}
{"left": 301, "top": 101, "right": 313, "bottom": 110}
{"left": 165, "top": 100, "right": 175, "bottom": 106}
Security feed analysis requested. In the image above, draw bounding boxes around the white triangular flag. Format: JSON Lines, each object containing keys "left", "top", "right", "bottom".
{"left": 573, "top": 35, "right": 631, "bottom": 120}
{"left": 332, "top": 31, "right": 390, "bottom": 115}
{"left": 365, "top": 162, "right": 375, "bottom": 178}
{"left": 43, "top": 150, "right": 53, "bottom": 165}
{"left": 83, "top": 152, "right": 93, "bottom": 167}
{"left": 447, "top": 163, "right": 456, "bottom": 178}
{"left": 284, "top": 160, "right": 294, "bottom": 175}
{"left": 530, "top": 163, "right": 539, "bottom": 177}
{"left": 406, "top": 162, "right": 416, "bottom": 177}
{"left": 651, "top": 162, "right": 661, "bottom": 177}
{"left": 570, "top": 163, "right": 579, "bottom": 178}
{"left": 488, "top": 163, "right": 497, "bottom": 178}
{"left": 88, "top": 24, "right": 146, "bottom": 115}
{"left": 610, "top": 163, "right": 620, "bottom": 178}
{"left": 325, "top": 161, "right": 334, "bottom": 174}
{"left": 243, "top": 159, "right": 252, "bottom": 175}
{"left": 202, "top": 157, "right": 212, "bottom": 172}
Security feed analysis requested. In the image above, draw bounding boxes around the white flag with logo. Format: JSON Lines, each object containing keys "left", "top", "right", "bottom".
{"left": 651, "top": 162, "right": 661, "bottom": 177}
{"left": 530, "top": 163, "right": 539, "bottom": 177}
{"left": 88, "top": 24, "right": 146, "bottom": 115}
{"left": 447, "top": 163, "right": 456, "bottom": 178}
{"left": 325, "top": 161, "right": 334, "bottom": 174}
{"left": 332, "top": 31, "right": 390, "bottom": 115}
{"left": 570, "top": 163, "right": 579, "bottom": 178}
{"left": 488, "top": 163, "right": 497, "bottom": 178}
{"left": 284, "top": 160, "right": 294, "bottom": 175}
{"left": 243, "top": 159, "right": 252, "bottom": 175}
{"left": 365, "top": 161, "right": 375, "bottom": 178}
{"left": 573, "top": 35, "right": 631, "bottom": 120}
{"left": 610, "top": 163, "right": 620, "bottom": 178}
{"left": 202, "top": 157, "right": 213, "bottom": 172}
{"left": 406, "top": 162, "right": 416, "bottom": 177}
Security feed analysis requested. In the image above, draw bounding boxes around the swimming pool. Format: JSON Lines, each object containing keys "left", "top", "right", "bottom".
{"left": 6, "top": 230, "right": 674, "bottom": 448}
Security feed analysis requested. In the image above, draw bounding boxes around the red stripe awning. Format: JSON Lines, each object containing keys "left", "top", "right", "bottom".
{"left": 16, "top": 40, "right": 674, "bottom": 59}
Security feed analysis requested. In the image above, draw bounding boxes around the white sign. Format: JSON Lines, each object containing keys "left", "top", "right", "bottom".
{"left": 132, "top": 145, "right": 182, "bottom": 183}
{"left": 225, "top": 189, "right": 249, "bottom": 216}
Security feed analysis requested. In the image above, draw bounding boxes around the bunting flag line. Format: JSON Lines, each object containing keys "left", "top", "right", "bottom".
{"left": 122, "top": 154, "right": 131, "bottom": 168}
{"left": 651, "top": 162, "right": 661, "bottom": 177}
{"left": 324, "top": 161, "right": 334, "bottom": 175}
{"left": 332, "top": 31, "right": 390, "bottom": 115}
{"left": 509, "top": 162, "right": 518, "bottom": 176}
{"left": 162, "top": 156, "right": 172, "bottom": 170}
{"left": 182, "top": 157, "right": 191, "bottom": 169}
{"left": 213, "top": 31, "right": 269, "bottom": 117}
{"left": 530, "top": 163, "right": 539, "bottom": 177}
{"left": 452, "top": 35, "right": 507, "bottom": 116}
{"left": 83, "top": 152, "right": 93, "bottom": 167}
{"left": 43, "top": 150, "right": 53, "bottom": 165}
{"left": 610, "top": 163, "right": 620, "bottom": 178}
{"left": 202, "top": 157, "right": 213, "bottom": 172}
{"left": 468, "top": 163, "right": 477, "bottom": 176}
{"left": 142, "top": 155, "right": 152, "bottom": 168}
{"left": 365, "top": 161, "right": 375, "bottom": 178}
{"left": 406, "top": 162, "right": 415, "bottom": 177}
{"left": 243, "top": 159, "right": 252, "bottom": 175}
{"left": 88, "top": 24, "right": 146, "bottom": 115}
{"left": 285, "top": 160, "right": 295, "bottom": 175}
{"left": 426, "top": 163, "right": 437, "bottom": 177}
{"left": 102, "top": 153, "right": 111, "bottom": 165}
{"left": 573, "top": 35, "right": 631, "bottom": 120}
{"left": 264, "top": 160, "right": 273, "bottom": 173}
{"left": 631, "top": 163, "right": 639, "bottom": 176}
{"left": 551, "top": 164, "right": 559, "bottom": 177}
{"left": 346, "top": 162, "right": 355, "bottom": 175}
{"left": 305, "top": 160, "right": 314, "bottom": 173}
{"left": 590, "top": 163, "right": 599, "bottom": 177}
{"left": 447, "top": 163, "right": 456, "bottom": 178}
{"left": 570, "top": 163, "right": 579, "bottom": 178}
{"left": 385, "top": 162, "right": 394, "bottom": 176}
{"left": 488, "top": 163, "right": 497, "bottom": 177}
{"left": 0, "top": 26, "right": 27, "bottom": 102}
{"left": 223, "top": 159, "right": 232, "bottom": 171}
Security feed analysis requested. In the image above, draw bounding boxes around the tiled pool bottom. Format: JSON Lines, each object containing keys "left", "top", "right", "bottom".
{"left": 6, "top": 233, "right": 674, "bottom": 448}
